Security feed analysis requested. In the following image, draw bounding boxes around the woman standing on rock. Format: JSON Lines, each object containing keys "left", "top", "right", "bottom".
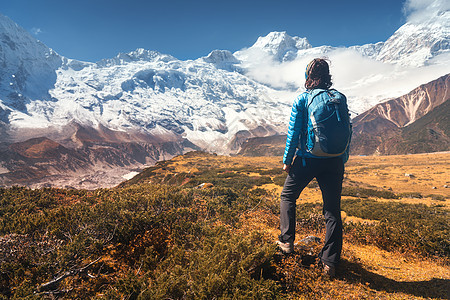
{"left": 277, "top": 58, "right": 352, "bottom": 278}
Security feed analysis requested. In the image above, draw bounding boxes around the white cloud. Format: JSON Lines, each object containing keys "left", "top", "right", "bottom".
{"left": 331, "top": 49, "right": 450, "bottom": 113}
{"left": 237, "top": 46, "right": 450, "bottom": 114}
{"left": 403, "top": 0, "right": 450, "bottom": 24}
{"left": 31, "top": 27, "right": 43, "bottom": 35}
{"left": 236, "top": 47, "right": 323, "bottom": 90}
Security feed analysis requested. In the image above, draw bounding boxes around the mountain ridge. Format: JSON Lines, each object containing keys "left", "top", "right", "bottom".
{"left": 376, "top": 10, "right": 450, "bottom": 66}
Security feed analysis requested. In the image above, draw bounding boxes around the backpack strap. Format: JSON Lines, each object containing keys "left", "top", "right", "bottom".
{"left": 327, "top": 90, "right": 342, "bottom": 121}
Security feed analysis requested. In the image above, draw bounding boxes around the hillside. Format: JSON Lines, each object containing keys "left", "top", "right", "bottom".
{"left": 351, "top": 74, "right": 450, "bottom": 155}
{"left": 390, "top": 99, "right": 450, "bottom": 154}
{"left": 1, "top": 152, "right": 448, "bottom": 299}
{"left": 0, "top": 130, "right": 191, "bottom": 189}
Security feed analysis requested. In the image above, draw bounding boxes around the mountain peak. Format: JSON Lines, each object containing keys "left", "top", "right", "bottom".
{"left": 0, "top": 13, "right": 62, "bottom": 108}
{"left": 201, "top": 50, "right": 241, "bottom": 71}
{"left": 203, "top": 50, "right": 239, "bottom": 64}
{"left": 96, "top": 48, "right": 176, "bottom": 67}
{"left": 250, "top": 31, "right": 311, "bottom": 62}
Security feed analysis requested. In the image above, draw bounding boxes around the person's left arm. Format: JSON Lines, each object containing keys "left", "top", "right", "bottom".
{"left": 282, "top": 93, "right": 307, "bottom": 170}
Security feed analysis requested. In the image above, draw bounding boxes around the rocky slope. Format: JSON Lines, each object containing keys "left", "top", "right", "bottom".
{"left": 0, "top": 129, "right": 193, "bottom": 189}
{"left": 351, "top": 74, "right": 449, "bottom": 155}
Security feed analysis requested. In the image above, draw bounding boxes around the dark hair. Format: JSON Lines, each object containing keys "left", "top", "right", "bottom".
{"left": 305, "top": 58, "right": 332, "bottom": 90}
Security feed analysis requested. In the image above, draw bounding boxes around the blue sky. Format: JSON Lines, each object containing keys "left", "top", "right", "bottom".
{"left": 0, "top": 0, "right": 406, "bottom": 62}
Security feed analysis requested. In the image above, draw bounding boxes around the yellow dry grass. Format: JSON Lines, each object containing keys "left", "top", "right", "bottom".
{"left": 345, "top": 152, "right": 450, "bottom": 198}
{"left": 345, "top": 243, "right": 449, "bottom": 282}
{"left": 167, "top": 153, "right": 281, "bottom": 172}
{"left": 341, "top": 211, "right": 379, "bottom": 225}
{"left": 167, "top": 151, "right": 449, "bottom": 207}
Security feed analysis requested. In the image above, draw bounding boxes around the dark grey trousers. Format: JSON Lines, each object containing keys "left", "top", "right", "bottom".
{"left": 279, "top": 156, "right": 344, "bottom": 267}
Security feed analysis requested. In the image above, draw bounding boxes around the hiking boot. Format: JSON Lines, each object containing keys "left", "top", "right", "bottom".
{"left": 276, "top": 240, "right": 294, "bottom": 254}
{"left": 323, "top": 263, "right": 335, "bottom": 278}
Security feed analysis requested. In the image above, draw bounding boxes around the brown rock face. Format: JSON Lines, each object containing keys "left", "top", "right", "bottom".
{"left": 351, "top": 74, "right": 449, "bottom": 155}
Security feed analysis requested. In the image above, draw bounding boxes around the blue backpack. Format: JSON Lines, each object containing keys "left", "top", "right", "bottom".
{"left": 301, "top": 89, "right": 351, "bottom": 157}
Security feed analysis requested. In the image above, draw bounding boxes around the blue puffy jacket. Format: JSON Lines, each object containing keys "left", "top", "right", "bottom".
{"left": 282, "top": 90, "right": 351, "bottom": 166}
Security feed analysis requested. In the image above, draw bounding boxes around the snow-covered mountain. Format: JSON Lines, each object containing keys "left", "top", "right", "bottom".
{"left": 376, "top": 10, "right": 450, "bottom": 66}
{"left": 235, "top": 10, "right": 449, "bottom": 68}
{"left": 201, "top": 50, "right": 241, "bottom": 72}
{"left": 0, "top": 15, "right": 61, "bottom": 112}
{"left": 47, "top": 48, "right": 289, "bottom": 152}
{"left": 235, "top": 31, "right": 312, "bottom": 62}
{"left": 0, "top": 9, "right": 449, "bottom": 188}
{"left": 0, "top": 14, "right": 290, "bottom": 152}
{"left": 0, "top": 13, "right": 291, "bottom": 187}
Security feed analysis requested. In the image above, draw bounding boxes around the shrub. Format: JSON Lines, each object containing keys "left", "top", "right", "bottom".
{"left": 342, "top": 198, "right": 449, "bottom": 257}
{"left": 272, "top": 174, "right": 287, "bottom": 187}
{"left": 341, "top": 186, "right": 398, "bottom": 199}
{"left": 426, "top": 194, "right": 446, "bottom": 201}
{"left": 0, "top": 184, "right": 282, "bottom": 299}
